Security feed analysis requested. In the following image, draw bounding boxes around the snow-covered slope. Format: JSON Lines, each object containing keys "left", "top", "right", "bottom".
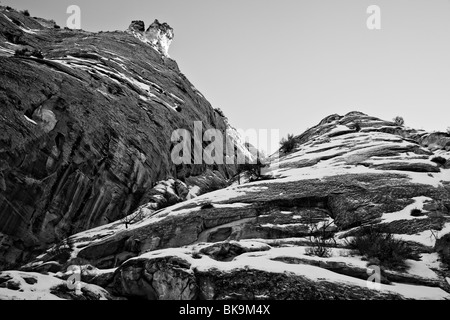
{"left": 5, "top": 111, "right": 449, "bottom": 300}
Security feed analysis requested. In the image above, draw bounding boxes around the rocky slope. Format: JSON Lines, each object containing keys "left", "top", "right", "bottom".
{"left": 0, "top": 7, "right": 252, "bottom": 269}
{"left": 1, "top": 8, "right": 450, "bottom": 301}
{"left": 4, "top": 110, "right": 449, "bottom": 300}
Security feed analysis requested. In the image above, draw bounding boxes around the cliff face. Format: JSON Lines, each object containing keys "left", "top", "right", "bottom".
{"left": 1, "top": 8, "right": 450, "bottom": 301}
{"left": 0, "top": 8, "right": 248, "bottom": 268}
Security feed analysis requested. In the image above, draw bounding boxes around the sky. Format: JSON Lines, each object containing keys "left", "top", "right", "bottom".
{"left": 3, "top": 0, "right": 450, "bottom": 153}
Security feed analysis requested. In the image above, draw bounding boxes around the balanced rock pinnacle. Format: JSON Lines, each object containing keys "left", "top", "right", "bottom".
{"left": 126, "top": 19, "right": 174, "bottom": 57}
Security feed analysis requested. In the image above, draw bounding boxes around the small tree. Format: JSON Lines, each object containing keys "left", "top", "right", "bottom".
{"left": 393, "top": 116, "right": 405, "bottom": 126}
{"left": 21, "top": 9, "right": 30, "bottom": 16}
{"left": 446, "top": 127, "right": 450, "bottom": 135}
{"left": 280, "top": 134, "right": 297, "bottom": 153}
{"left": 123, "top": 207, "right": 146, "bottom": 229}
{"left": 347, "top": 225, "right": 417, "bottom": 270}
{"left": 305, "top": 212, "right": 336, "bottom": 258}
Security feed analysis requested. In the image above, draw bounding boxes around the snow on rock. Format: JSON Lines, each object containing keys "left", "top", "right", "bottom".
{"left": 127, "top": 19, "right": 174, "bottom": 57}
{"left": 381, "top": 196, "right": 431, "bottom": 223}
{"left": 8, "top": 110, "right": 450, "bottom": 300}
{"left": 0, "top": 271, "right": 109, "bottom": 300}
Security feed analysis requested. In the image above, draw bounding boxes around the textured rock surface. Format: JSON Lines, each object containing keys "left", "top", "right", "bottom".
{"left": 109, "top": 255, "right": 197, "bottom": 300}
{"left": 0, "top": 270, "right": 111, "bottom": 300}
{"left": 0, "top": 8, "right": 249, "bottom": 269}
{"left": 18, "top": 111, "right": 450, "bottom": 300}
{"left": 126, "top": 19, "right": 174, "bottom": 57}
{"left": 1, "top": 7, "right": 450, "bottom": 300}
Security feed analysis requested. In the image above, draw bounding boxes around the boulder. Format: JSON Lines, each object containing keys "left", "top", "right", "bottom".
{"left": 109, "top": 255, "right": 197, "bottom": 300}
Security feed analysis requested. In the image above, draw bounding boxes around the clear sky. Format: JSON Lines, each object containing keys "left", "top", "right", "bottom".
{"left": 3, "top": 0, "right": 450, "bottom": 153}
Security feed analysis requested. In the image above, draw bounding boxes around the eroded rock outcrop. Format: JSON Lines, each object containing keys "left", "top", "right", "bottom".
{"left": 0, "top": 8, "right": 249, "bottom": 269}
{"left": 126, "top": 19, "right": 174, "bottom": 57}
{"left": 1, "top": 7, "right": 450, "bottom": 301}
{"left": 15, "top": 111, "right": 450, "bottom": 300}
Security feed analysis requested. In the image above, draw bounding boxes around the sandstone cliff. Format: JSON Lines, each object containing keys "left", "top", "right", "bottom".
{"left": 11, "top": 111, "right": 450, "bottom": 300}
{"left": 1, "top": 7, "right": 450, "bottom": 301}
{"left": 0, "top": 7, "right": 250, "bottom": 269}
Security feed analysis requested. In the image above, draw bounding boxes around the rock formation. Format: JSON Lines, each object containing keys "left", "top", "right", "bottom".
{"left": 126, "top": 19, "right": 174, "bottom": 57}
{"left": 0, "top": 7, "right": 251, "bottom": 269}
{"left": 1, "top": 7, "right": 450, "bottom": 300}
{"left": 11, "top": 111, "right": 450, "bottom": 300}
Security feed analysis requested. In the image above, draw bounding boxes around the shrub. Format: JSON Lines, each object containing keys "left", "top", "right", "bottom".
{"left": 49, "top": 237, "right": 75, "bottom": 263}
{"left": 21, "top": 9, "right": 30, "bottom": 16}
{"left": 14, "top": 48, "right": 43, "bottom": 59}
{"left": 347, "top": 226, "right": 417, "bottom": 270}
{"left": 280, "top": 133, "right": 297, "bottom": 153}
{"left": 410, "top": 208, "right": 424, "bottom": 217}
{"left": 6, "top": 6, "right": 13, "bottom": 11}
{"left": 431, "top": 156, "right": 447, "bottom": 166}
{"left": 237, "top": 158, "right": 267, "bottom": 182}
{"left": 447, "top": 127, "right": 450, "bottom": 135}
{"left": 435, "top": 234, "right": 450, "bottom": 269}
{"left": 393, "top": 116, "right": 405, "bottom": 126}
{"left": 122, "top": 206, "right": 148, "bottom": 229}
{"left": 32, "top": 49, "right": 43, "bottom": 59}
{"left": 200, "top": 179, "right": 228, "bottom": 195}
{"left": 214, "top": 108, "right": 225, "bottom": 117}
{"left": 14, "top": 48, "right": 27, "bottom": 57}
{"left": 304, "top": 212, "right": 335, "bottom": 258}
{"left": 305, "top": 244, "right": 332, "bottom": 258}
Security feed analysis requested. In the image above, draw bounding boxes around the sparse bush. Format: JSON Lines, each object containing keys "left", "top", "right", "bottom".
{"left": 14, "top": 48, "right": 27, "bottom": 57}
{"left": 200, "top": 179, "right": 228, "bottom": 195}
{"left": 305, "top": 244, "right": 332, "bottom": 258}
{"left": 410, "top": 208, "right": 424, "bottom": 217}
{"left": 214, "top": 108, "right": 225, "bottom": 117}
{"left": 280, "top": 133, "right": 297, "bottom": 153}
{"left": 347, "top": 226, "right": 417, "bottom": 270}
{"left": 49, "top": 237, "right": 75, "bottom": 263}
{"left": 122, "top": 207, "right": 147, "bottom": 229}
{"left": 431, "top": 156, "right": 446, "bottom": 166}
{"left": 236, "top": 158, "right": 267, "bottom": 183}
{"left": 14, "top": 48, "right": 43, "bottom": 59}
{"left": 21, "top": 9, "right": 30, "bottom": 16}
{"left": 304, "top": 212, "right": 335, "bottom": 258}
{"left": 393, "top": 116, "right": 405, "bottom": 126}
{"left": 435, "top": 233, "right": 450, "bottom": 268}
